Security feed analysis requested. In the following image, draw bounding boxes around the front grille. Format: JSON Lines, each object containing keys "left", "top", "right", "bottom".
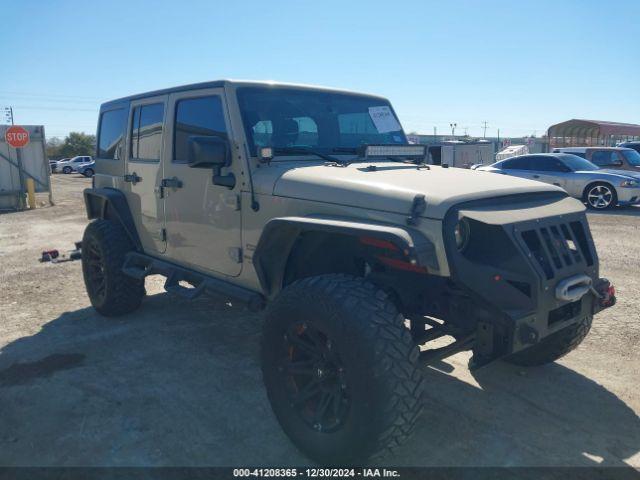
{"left": 520, "top": 221, "right": 593, "bottom": 280}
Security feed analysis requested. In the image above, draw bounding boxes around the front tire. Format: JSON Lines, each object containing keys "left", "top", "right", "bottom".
{"left": 584, "top": 182, "right": 617, "bottom": 210}
{"left": 81, "top": 219, "right": 145, "bottom": 316}
{"left": 504, "top": 315, "right": 592, "bottom": 367}
{"left": 62, "top": 166, "right": 72, "bottom": 174}
{"left": 261, "top": 274, "right": 424, "bottom": 464}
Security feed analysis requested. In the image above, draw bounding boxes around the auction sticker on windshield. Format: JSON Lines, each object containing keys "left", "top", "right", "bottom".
{"left": 369, "top": 106, "right": 401, "bottom": 133}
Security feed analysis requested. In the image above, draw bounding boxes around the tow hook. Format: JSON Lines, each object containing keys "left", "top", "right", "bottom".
{"left": 593, "top": 278, "right": 616, "bottom": 309}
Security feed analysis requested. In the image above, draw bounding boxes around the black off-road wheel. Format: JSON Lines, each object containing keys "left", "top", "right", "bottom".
{"left": 261, "top": 274, "right": 424, "bottom": 464}
{"left": 504, "top": 315, "right": 592, "bottom": 367}
{"left": 81, "top": 219, "right": 145, "bottom": 316}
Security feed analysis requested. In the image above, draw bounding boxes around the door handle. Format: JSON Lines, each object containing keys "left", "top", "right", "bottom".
{"left": 553, "top": 182, "right": 561, "bottom": 186}
{"left": 532, "top": 175, "right": 540, "bottom": 179}
{"left": 124, "top": 172, "right": 142, "bottom": 185}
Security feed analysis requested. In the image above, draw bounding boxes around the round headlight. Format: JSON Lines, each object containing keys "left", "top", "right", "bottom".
{"left": 454, "top": 218, "right": 470, "bottom": 251}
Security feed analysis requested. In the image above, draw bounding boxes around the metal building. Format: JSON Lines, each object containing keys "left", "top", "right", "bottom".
{"left": 0, "top": 125, "right": 53, "bottom": 211}
{"left": 548, "top": 119, "right": 640, "bottom": 149}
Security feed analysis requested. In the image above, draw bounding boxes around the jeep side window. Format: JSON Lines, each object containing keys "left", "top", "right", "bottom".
{"left": 130, "top": 103, "right": 164, "bottom": 161}
{"left": 97, "top": 108, "right": 127, "bottom": 159}
{"left": 173, "top": 96, "right": 227, "bottom": 163}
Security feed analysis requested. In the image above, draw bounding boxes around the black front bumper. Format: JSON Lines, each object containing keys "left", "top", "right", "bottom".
{"left": 442, "top": 193, "right": 615, "bottom": 362}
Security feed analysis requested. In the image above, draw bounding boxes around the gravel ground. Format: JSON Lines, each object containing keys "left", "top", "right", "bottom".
{"left": 0, "top": 174, "right": 638, "bottom": 468}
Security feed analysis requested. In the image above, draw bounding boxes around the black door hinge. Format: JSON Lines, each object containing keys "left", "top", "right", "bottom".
{"left": 157, "top": 177, "right": 183, "bottom": 199}
{"left": 161, "top": 177, "right": 183, "bottom": 189}
{"left": 160, "top": 228, "right": 167, "bottom": 242}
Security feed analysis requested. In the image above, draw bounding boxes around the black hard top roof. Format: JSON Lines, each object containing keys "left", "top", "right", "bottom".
{"left": 100, "top": 79, "right": 387, "bottom": 110}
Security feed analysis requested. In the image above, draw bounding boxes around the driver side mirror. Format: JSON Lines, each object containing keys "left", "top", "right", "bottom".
{"left": 187, "top": 136, "right": 230, "bottom": 168}
{"left": 187, "top": 136, "right": 236, "bottom": 189}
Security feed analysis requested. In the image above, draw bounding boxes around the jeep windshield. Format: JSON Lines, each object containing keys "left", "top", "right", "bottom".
{"left": 237, "top": 87, "right": 407, "bottom": 158}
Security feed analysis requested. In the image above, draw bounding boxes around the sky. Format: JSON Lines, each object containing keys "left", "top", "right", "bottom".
{"left": 1, "top": 0, "right": 639, "bottom": 139}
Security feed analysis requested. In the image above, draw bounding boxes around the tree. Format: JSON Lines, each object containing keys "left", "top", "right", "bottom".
{"left": 58, "top": 132, "right": 96, "bottom": 158}
{"left": 46, "top": 137, "right": 63, "bottom": 159}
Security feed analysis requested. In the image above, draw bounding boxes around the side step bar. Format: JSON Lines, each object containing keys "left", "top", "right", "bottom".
{"left": 122, "top": 252, "right": 266, "bottom": 311}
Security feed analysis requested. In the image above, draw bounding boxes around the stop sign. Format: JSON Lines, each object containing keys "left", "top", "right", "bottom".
{"left": 5, "top": 126, "right": 30, "bottom": 148}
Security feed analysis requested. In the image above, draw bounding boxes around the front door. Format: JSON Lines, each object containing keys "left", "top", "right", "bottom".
{"left": 528, "top": 156, "right": 571, "bottom": 190}
{"left": 162, "top": 88, "right": 242, "bottom": 277}
{"left": 125, "top": 95, "right": 168, "bottom": 254}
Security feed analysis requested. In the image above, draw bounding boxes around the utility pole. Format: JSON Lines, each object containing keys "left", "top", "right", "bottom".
{"left": 433, "top": 126, "right": 437, "bottom": 137}
{"left": 449, "top": 123, "right": 457, "bottom": 137}
{"left": 482, "top": 121, "right": 488, "bottom": 138}
{"left": 497, "top": 128, "right": 500, "bottom": 146}
{"left": 463, "top": 126, "right": 469, "bottom": 136}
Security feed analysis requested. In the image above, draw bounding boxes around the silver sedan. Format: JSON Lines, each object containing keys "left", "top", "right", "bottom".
{"left": 477, "top": 153, "right": 640, "bottom": 209}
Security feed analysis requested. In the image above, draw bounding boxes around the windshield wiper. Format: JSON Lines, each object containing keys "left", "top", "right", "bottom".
{"left": 274, "top": 146, "right": 348, "bottom": 165}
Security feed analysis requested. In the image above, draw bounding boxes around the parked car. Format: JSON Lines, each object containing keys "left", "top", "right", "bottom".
{"left": 76, "top": 161, "right": 95, "bottom": 177}
{"left": 477, "top": 153, "right": 640, "bottom": 209}
{"left": 618, "top": 141, "right": 640, "bottom": 154}
{"left": 50, "top": 158, "right": 68, "bottom": 173}
{"left": 553, "top": 147, "right": 640, "bottom": 172}
{"left": 80, "top": 80, "right": 616, "bottom": 463}
{"left": 56, "top": 155, "right": 92, "bottom": 174}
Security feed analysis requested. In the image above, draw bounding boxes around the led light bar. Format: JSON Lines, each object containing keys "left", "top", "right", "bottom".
{"left": 364, "top": 145, "right": 426, "bottom": 158}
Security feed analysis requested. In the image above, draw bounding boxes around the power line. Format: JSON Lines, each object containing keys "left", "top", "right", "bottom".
{"left": 0, "top": 91, "right": 101, "bottom": 101}
{"left": 11, "top": 105, "right": 98, "bottom": 112}
{"left": 0, "top": 95, "right": 99, "bottom": 105}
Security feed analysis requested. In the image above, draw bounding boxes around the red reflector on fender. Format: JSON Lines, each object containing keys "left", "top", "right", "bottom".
{"left": 359, "top": 236, "right": 399, "bottom": 251}
{"left": 376, "top": 255, "right": 428, "bottom": 274}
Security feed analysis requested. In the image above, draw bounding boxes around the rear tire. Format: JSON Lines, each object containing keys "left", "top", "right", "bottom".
{"left": 81, "top": 219, "right": 145, "bottom": 316}
{"left": 504, "top": 315, "right": 592, "bottom": 367}
{"left": 83, "top": 168, "right": 94, "bottom": 177}
{"left": 261, "top": 274, "right": 424, "bottom": 464}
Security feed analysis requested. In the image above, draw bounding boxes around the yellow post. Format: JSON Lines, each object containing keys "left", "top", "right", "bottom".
{"left": 26, "top": 178, "right": 36, "bottom": 209}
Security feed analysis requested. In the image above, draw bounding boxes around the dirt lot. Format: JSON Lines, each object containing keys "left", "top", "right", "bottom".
{"left": 0, "top": 174, "right": 639, "bottom": 468}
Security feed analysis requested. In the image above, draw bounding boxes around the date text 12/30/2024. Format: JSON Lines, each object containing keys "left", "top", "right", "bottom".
{"left": 233, "top": 468, "right": 400, "bottom": 478}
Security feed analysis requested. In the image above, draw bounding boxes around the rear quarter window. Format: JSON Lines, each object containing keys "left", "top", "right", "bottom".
{"left": 97, "top": 108, "right": 128, "bottom": 159}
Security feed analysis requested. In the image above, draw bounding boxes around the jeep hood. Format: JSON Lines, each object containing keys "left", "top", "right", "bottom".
{"left": 270, "top": 162, "right": 565, "bottom": 219}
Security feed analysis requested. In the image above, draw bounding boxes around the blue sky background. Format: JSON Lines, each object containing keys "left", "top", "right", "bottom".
{"left": 1, "top": 0, "right": 639, "bottom": 139}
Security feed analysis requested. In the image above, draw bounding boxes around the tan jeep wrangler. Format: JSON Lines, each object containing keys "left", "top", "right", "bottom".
{"left": 81, "top": 80, "right": 615, "bottom": 463}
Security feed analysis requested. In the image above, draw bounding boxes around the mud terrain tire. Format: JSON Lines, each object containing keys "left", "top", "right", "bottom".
{"left": 261, "top": 274, "right": 424, "bottom": 464}
{"left": 81, "top": 219, "right": 145, "bottom": 316}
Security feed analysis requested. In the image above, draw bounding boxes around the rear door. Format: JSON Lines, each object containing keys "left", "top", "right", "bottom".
{"left": 162, "top": 87, "right": 242, "bottom": 277}
{"left": 124, "top": 95, "right": 168, "bottom": 254}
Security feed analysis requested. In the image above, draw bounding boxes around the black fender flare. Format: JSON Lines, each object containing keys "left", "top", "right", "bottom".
{"left": 253, "top": 216, "right": 439, "bottom": 298}
{"left": 83, "top": 188, "right": 142, "bottom": 251}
